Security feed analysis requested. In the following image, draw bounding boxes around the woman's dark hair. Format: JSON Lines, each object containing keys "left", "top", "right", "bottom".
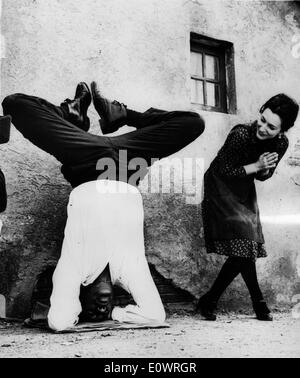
{"left": 260, "top": 93, "right": 299, "bottom": 132}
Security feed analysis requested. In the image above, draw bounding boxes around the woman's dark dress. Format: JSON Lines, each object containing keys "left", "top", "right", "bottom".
{"left": 202, "top": 122, "right": 289, "bottom": 260}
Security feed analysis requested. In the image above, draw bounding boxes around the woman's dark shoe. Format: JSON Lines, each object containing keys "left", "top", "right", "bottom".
{"left": 195, "top": 293, "right": 217, "bottom": 321}
{"left": 91, "top": 81, "right": 127, "bottom": 135}
{"left": 253, "top": 300, "right": 273, "bottom": 321}
{"left": 62, "top": 82, "right": 91, "bottom": 131}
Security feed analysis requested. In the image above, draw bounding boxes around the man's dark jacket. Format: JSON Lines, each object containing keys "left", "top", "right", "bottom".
{"left": 0, "top": 169, "right": 7, "bottom": 212}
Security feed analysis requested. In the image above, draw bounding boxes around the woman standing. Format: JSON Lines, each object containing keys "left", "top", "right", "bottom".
{"left": 197, "top": 94, "right": 299, "bottom": 321}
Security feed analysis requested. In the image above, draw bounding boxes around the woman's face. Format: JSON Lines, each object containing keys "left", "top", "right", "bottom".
{"left": 256, "top": 108, "right": 282, "bottom": 140}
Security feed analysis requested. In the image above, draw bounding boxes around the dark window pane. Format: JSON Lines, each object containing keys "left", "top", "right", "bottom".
{"left": 205, "top": 54, "right": 219, "bottom": 80}
{"left": 207, "top": 83, "right": 220, "bottom": 107}
{"left": 191, "top": 79, "right": 204, "bottom": 104}
{"left": 191, "top": 52, "right": 203, "bottom": 77}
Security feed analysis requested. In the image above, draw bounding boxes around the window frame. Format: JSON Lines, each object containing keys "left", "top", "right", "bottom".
{"left": 190, "top": 33, "right": 236, "bottom": 114}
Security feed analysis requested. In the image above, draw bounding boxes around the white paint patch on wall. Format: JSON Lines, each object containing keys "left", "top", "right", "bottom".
{"left": 261, "top": 214, "right": 300, "bottom": 225}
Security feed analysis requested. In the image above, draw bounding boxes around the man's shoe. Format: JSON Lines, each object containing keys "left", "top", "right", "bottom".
{"left": 63, "top": 82, "right": 91, "bottom": 131}
{"left": 195, "top": 293, "right": 217, "bottom": 321}
{"left": 91, "top": 81, "right": 127, "bottom": 135}
{"left": 253, "top": 300, "right": 273, "bottom": 321}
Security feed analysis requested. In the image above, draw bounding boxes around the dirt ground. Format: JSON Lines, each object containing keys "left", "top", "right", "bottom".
{"left": 0, "top": 312, "right": 299, "bottom": 358}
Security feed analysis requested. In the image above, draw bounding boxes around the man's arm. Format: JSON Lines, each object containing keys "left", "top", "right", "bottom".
{"left": 110, "top": 255, "right": 166, "bottom": 324}
{"left": 48, "top": 253, "right": 82, "bottom": 332}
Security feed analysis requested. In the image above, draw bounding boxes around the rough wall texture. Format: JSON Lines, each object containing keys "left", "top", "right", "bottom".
{"left": 0, "top": 0, "right": 299, "bottom": 318}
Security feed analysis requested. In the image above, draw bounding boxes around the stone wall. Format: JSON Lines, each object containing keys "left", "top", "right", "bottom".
{"left": 0, "top": 0, "right": 299, "bottom": 318}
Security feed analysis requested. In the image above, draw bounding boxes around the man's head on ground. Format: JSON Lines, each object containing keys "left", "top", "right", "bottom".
{"left": 256, "top": 94, "right": 299, "bottom": 141}
{"left": 79, "top": 270, "right": 114, "bottom": 323}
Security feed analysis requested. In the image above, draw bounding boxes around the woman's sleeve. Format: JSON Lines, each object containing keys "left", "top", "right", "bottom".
{"left": 0, "top": 169, "right": 7, "bottom": 212}
{"left": 255, "top": 138, "right": 289, "bottom": 182}
{"left": 216, "top": 127, "right": 248, "bottom": 179}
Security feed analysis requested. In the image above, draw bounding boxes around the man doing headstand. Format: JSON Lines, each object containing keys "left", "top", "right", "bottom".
{"left": 2, "top": 83, "right": 205, "bottom": 330}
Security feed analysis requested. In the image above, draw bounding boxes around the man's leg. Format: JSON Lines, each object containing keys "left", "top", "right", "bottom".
{"left": 3, "top": 91, "right": 205, "bottom": 186}
{"left": 91, "top": 82, "right": 205, "bottom": 171}
{"left": 104, "top": 108, "right": 204, "bottom": 184}
{"left": 2, "top": 93, "right": 114, "bottom": 186}
{"left": 114, "top": 107, "right": 205, "bottom": 161}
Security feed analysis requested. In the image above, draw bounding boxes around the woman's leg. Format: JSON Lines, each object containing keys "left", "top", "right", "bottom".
{"left": 196, "top": 257, "right": 243, "bottom": 320}
{"left": 239, "top": 260, "right": 263, "bottom": 303}
{"left": 197, "top": 257, "right": 272, "bottom": 321}
{"left": 239, "top": 259, "right": 273, "bottom": 321}
{"left": 207, "top": 257, "right": 243, "bottom": 302}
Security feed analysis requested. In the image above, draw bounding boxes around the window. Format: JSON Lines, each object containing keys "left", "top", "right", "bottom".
{"left": 190, "top": 33, "right": 236, "bottom": 114}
